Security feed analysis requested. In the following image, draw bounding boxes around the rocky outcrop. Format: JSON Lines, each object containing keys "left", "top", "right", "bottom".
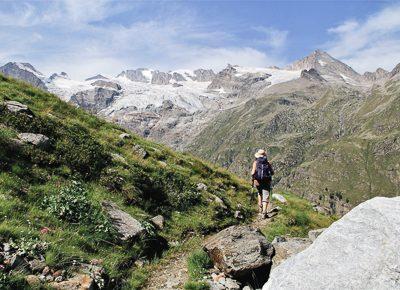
{"left": 204, "top": 225, "right": 273, "bottom": 281}
{"left": 390, "top": 63, "right": 400, "bottom": 78}
{"left": 91, "top": 80, "right": 122, "bottom": 91}
{"left": 0, "top": 62, "right": 47, "bottom": 90}
{"left": 363, "top": 68, "right": 389, "bottom": 82}
{"left": 300, "top": 68, "right": 326, "bottom": 82}
{"left": 172, "top": 72, "right": 186, "bottom": 82}
{"left": 207, "top": 64, "right": 237, "bottom": 90}
{"left": 271, "top": 193, "right": 287, "bottom": 204}
{"left": 117, "top": 68, "right": 149, "bottom": 82}
{"left": 150, "top": 215, "right": 165, "bottom": 230}
{"left": 70, "top": 87, "right": 119, "bottom": 113}
{"left": 264, "top": 196, "right": 400, "bottom": 290}
{"left": 101, "top": 201, "right": 145, "bottom": 241}
{"left": 151, "top": 71, "right": 172, "bottom": 85}
{"left": 308, "top": 228, "right": 325, "bottom": 241}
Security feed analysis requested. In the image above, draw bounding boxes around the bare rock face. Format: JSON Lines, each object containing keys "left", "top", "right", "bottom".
{"left": 101, "top": 201, "right": 145, "bottom": 241}
{"left": 18, "top": 133, "right": 50, "bottom": 148}
{"left": 264, "top": 197, "right": 400, "bottom": 290}
{"left": 70, "top": 87, "right": 119, "bottom": 113}
{"left": 91, "top": 80, "right": 122, "bottom": 91}
{"left": 390, "top": 62, "right": 400, "bottom": 78}
{"left": 308, "top": 228, "right": 325, "bottom": 241}
{"left": 150, "top": 215, "right": 165, "bottom": 230}
{"left": 204, "top": 225, "right": 274, "bottom": 281}
{"left": 300, "top": 68, "right": 326, "bottom": 82}
{"left": 172, "top": 72, "right": 186, "bottom": 82}
{"left": 85, "top": 74, "right": 108, "bottom": 81}
{"left": 363, "top": 68, "right": 390, "bottom": 82}
{"left": 151, "top": 71, "right": 172, "bottom": 85}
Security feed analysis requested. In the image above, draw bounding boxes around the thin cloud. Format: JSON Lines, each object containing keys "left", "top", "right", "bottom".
{"left": 325, "top": 3, "right": 400, "bottom": 73}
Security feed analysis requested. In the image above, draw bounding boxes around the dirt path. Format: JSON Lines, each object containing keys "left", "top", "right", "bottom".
{"left": 144, "top": 252, "right": 189, "bottom": 290}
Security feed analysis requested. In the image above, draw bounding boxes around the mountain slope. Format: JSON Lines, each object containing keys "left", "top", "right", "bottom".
{"left": 0, "top": 74, "right": 256, "bottom": 289}
{"left": 189, "top": 63, "right": 400, "bottom": 213}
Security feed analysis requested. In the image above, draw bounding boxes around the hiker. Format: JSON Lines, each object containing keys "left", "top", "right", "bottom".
{"left": 251, "top": 149, "right": 274, "bottom": 217}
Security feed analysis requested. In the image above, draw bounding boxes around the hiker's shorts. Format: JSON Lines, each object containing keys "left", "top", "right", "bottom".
{"left": 256, "top": 182, "right": 271, "bottom": 202}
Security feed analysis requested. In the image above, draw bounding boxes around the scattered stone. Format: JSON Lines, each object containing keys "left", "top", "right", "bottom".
{"left": 54, "top": 276, "right": 64, "bottom": 283}
{"left": 53, "top": 270, "right": 63, "bottom": 277}
{"left": 119, "top": 133, "right": 131, "bottom": 140}
{"left": 271, "top": 237, "right": 312, "bottom": 269}
{"left": 102, "top": 200, "right": 145, "bottom": 241}
{"left": 204, "top": 225, "right": 273, "bottom": 281}
{"left": 308, "top": 228, "right": 326, "bottom": 241}
{"left": 313, "top": 204, "right": 330, "bottom": 215}
{"left": 225, "top": 278, "right": 241, "bottom": 290}
{"left": 150, "top": 215, "right": 165, "bottom": 230}
{"left": 18, "top": 133, "right": 50, "bottom": 148}
{"left": 272, "top": 193, "right": 287, "bottom": 204}
{"left": 264, "top": 197, "right": 400, "bottom": 290}
{"left": 242, "top": 285, "right": 253, "bottom": 290}
{"left": 9, "top": 254, "right": 25, "bottom": 269}
{"left": 4, "top": 100, "right": 33, "bottom": 115}
{"left": 25, "top": 275, "right": 41, "bottom": 286}
{"left": 49, "top": 274, "right": 95, "bottom": 290}
{"left": 42, "top": 266, "right": 50, "bottom": 276}
{"left": 132, "top": 144, "right": 149, "bottom": 159}
{"left": 3, "top": 243, "right": 11, "bottom": 253}
{"left": 196, "top": 183, "right": 208, "bottom": 191}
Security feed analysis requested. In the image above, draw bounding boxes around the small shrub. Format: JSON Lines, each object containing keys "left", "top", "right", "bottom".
{"left": 187, "top": 250, "right": 212, "bottom": 280}
{"left": 287, "top": 212, "right": 310, "bottom": 227}
{"left": 43, "top": 181, "right": 112, "bottom": 235}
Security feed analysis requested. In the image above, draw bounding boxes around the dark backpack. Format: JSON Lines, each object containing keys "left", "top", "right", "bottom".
{"left": 254, "top": 156, "right": 273, "bottom": 181}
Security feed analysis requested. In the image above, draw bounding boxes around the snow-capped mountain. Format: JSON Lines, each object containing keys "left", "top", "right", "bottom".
{"left": 0, "top": 62, "right": 47, "bottom": 90}
{"left": 1, "top": 50, "right": 397, "bottom": 149}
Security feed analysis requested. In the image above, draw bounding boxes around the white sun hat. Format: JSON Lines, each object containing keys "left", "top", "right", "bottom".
{"left": 254, "top": 149, "right": 266, "bottom": 158}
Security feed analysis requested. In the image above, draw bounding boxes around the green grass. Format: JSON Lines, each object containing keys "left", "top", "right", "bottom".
{"left": 261, "top": 192, "right": 337, "bottom": 241}
{"left": 0, "top": 74, "right": 255, "bottom": 288}
{"left": 184, "top": 249, "right": 212, "bottom": 290}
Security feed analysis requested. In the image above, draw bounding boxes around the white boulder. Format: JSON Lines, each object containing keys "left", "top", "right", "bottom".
{"left": 263, "top": 196, "right": 400, "bottom": 290}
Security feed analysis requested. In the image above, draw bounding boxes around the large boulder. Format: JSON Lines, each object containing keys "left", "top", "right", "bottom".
{"left": 4, "top": 100, "right": 33, "bottom": 115}
{"left": 264, "top": 197, "right": 400, "bottom": 290}
{"left": 204, "top": 225, "right": 273, "bottom": 281}
{"left": 102, "top": 201, "right": 145, "bottom": 241}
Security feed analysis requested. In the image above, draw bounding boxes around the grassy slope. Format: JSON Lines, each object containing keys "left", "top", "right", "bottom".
{"left": 0, "top": 75, "right": 255, "bottom": 288}
{"left": 0, "top": 75, "right": 335, "bottom": 289}
{"left": 190, "top": 79, "right": 400, "bottom": 207}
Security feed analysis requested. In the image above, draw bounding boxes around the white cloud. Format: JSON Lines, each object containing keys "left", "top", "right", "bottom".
{"left": 325, "top": 3, "right": 400, "bottom": 73}
{"left": 0, "top": 0, "right": 287, "bottom": 79}
{"left": 253, "top": 26, "right": 289, "bottom": 49}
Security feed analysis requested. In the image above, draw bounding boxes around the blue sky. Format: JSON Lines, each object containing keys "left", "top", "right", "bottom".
{"left": 0, "top": 0, "right": 399, "bottom": 79}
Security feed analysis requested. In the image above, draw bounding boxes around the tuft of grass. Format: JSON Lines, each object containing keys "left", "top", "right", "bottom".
{"left": 187, "top": 250, "right": 212, "bottom": 281}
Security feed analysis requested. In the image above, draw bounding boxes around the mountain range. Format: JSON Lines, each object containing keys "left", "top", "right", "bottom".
{"left": 1, "top": 49, "right": 399, "bottom": 213}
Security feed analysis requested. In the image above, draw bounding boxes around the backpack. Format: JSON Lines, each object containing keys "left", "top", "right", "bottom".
{"left": 254, "top": 156, "right": 273, "bottom": 182}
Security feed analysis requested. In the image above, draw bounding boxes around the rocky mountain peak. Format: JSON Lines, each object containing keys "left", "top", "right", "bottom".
{"left": 49, "top": 72, "right": 70, "bottom": 81}
{"left": 390, "top": 62, "right": 400, "bottom": 78}
{"left": 85, "top": 74, "right": 108, "bottom": 81}
{"left": 287, "top": 50, "right": 362, "bottom": 84}
{"left": 363, "top": 68, "right": 390, "bottom": 82}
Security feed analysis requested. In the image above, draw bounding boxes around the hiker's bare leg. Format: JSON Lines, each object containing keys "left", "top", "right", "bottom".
{"left": 262, "top": 189, "right": 269, "bottom": 214}
{"left": 258, "top": 194, "right": 262, "bottom": 213}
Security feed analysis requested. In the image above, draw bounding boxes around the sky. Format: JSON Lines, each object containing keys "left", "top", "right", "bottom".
{"left": 0, "top": 0, "right": 399, "bottom": 79}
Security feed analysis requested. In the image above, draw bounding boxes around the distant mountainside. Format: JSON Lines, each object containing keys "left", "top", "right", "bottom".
{"left": 2, "top": 50, "right": 399, "bottom": 213}
{"left": 188, "top": 52, "right": 400, "bottom": 213}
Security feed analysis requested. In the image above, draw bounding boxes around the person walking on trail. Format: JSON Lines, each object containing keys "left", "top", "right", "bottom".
{"left": 251, "top": 149, "right": 274, "bottom": 218}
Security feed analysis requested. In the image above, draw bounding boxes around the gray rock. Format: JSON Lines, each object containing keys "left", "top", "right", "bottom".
{"left": 70, "top": 87, "right": 119, "bottom": 114}
{"left": 111, "top": 153, "right": 127, "bottom": 164}
{"left": 150, "top": 215, "right": 165, "bottom": 230}
{"left": 172, "top": 82, "right": 183, "bottom": 87}
{"left": 193, "top": 69, "right": 215, "bottom": 82}
{"left": 204, "top": 225, "right": 273, "bottom": 280}
{"left": 264, "top": 197, "right": 400, "bottom": 290}
{"left": 102, "top": 201, "right": 145, "bottom": 241}
{"left": 49, "top": 274, "right": 95, "bottom": 290}
{"left": 234, "top": 210, "right": 243, "bottom": 219}
{"left": 211, "top": 194, "right": 227, "bottom": 210}
{"left": 4, "top": 100, "right": 33, "bottom": 115}
{"left": 132, "top": 144, "right": 148, "bottom": 159}
{"left": 308, "top": 228, "right": 326, "bottom": 241}
{"left": 18, "top": 133, "right": 50, "bottom": 148}
{"left": 0, "top": 62, "right": 47, "bottom": 90}
{"left": 172, "top": 72, "right": 186, "bottom": 82}
{"left": 300, "top": 68, "right": 326, "bottom": 82}
{"left": 85, "top": 74, "right": 108, "bottom": 81}
{"left": 225, "top": 277, "right": 241, "bottom": 289}
{"left": 271, "top": 193, "right": 287, "bottom": 204}
{"left": 10, "top": 254, "right": 25, "bottom": 269}
{"left": 271, "top": 237, "right": 311, "bottom": 269}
